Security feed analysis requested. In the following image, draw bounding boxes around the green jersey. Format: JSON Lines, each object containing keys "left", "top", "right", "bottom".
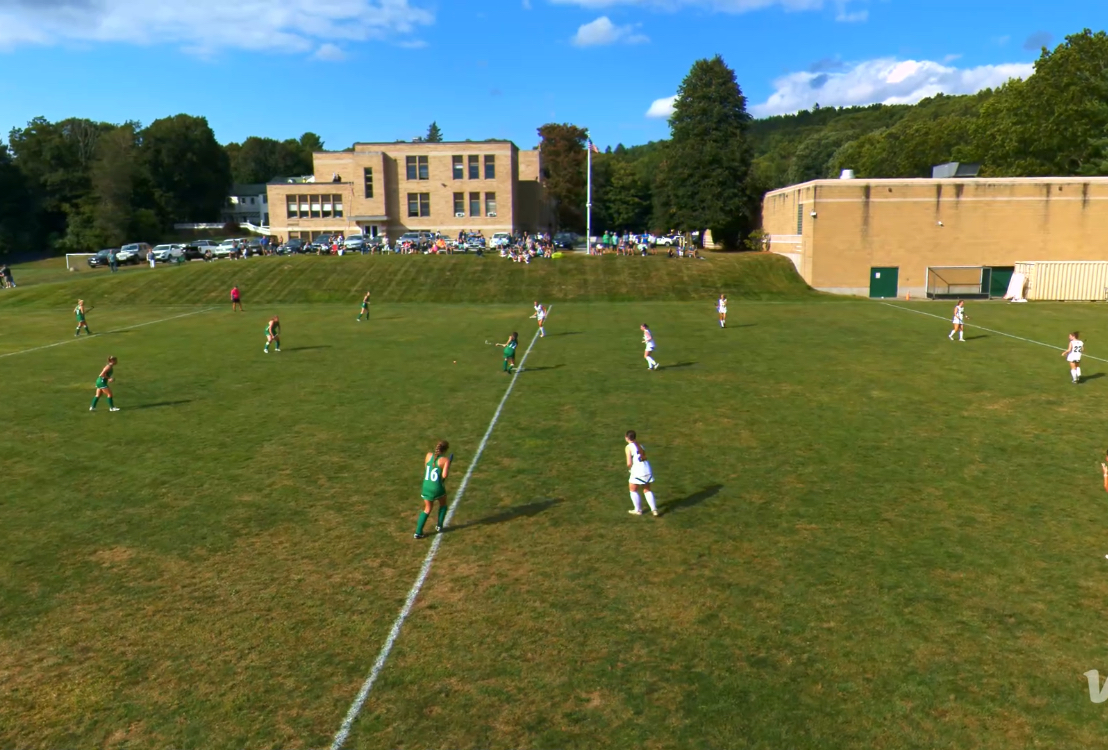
{"left": 503, "top": 341, "right": 517, "bottom": 358}
{"left": 421, "top": 454, "right": 447, "bottom": 500}
{"left": 75, "top": 306, "right": 85, "bottom": 322}
{"left": 96, "top": 365, "right": 112, "bottom": 389}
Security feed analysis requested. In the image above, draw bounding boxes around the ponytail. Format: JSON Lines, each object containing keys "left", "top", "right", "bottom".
{"left": 434, "top": 440, "right": 449, "bottom": 458}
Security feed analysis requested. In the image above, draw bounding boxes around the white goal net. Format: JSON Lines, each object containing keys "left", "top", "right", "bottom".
{"left": 65, "top": 253, "right": 97, "bottom": 271}
{"left": 926, "top": 266, "right": 990, "bottom": 299}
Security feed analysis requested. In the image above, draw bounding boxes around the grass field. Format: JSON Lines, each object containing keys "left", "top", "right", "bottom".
{"left": 2, "top": 254, "right": 1108, "bottom": 749}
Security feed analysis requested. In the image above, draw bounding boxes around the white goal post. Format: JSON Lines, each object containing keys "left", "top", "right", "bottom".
{"left": 926, "top": 266, "right": 992, "bottom": 300}
{"left": 65, "top": 253, "right": 97, "bottom": 271}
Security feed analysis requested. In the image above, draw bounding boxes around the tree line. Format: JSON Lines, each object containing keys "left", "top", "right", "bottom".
{"left": 539, "top": 28, "right": 1108, "bottom": 248}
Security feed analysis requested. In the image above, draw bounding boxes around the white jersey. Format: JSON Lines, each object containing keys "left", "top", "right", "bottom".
{"left": 1069, "top": 339, "right": 1085, "bottom": 362}
{"left": 718, "top": 298, "right": 727, "bottom": 314}
{"left": 643, "top": 330, "right": 656, "bottom": 351}
{"left": 535, "top": 304, "right": 546, "bottom": 321}
{"left": 953, "top": 305, "right": 964, "bottom": 324}
{"left": 628, "top": 442, "right": 654, "bottom": 484}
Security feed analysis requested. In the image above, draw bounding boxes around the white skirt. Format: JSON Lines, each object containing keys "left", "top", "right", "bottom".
{"left": 629, "top": 461, "right": 654, "bottom": 485}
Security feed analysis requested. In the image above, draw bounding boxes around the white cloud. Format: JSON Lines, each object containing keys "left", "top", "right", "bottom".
{"left": 572, "top": 16, "right": 649, "bottom": 46}
{"left": 749, "top": 56, "right": 1034, "bottom": 117}
{"left": 645, "top": 95, "right": 676, "bottom": 119}
{"left": 0, "top": 0, "right": 434, "bottom": 55}
{"left": 313, "top": 43, "right": 346, "bottom": 61}
{"left": 552, "top": 0, "right": 867, "bottom": 16}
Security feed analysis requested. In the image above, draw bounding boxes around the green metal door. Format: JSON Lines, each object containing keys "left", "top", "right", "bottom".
{"left": 989, "top": 267, "right": 1014, "bottom": 298}
{"left": 869, "top": 267, "right": 899, "bottom": 298}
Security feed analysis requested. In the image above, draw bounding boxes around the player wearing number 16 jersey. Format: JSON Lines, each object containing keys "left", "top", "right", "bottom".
{"left": 1063, "top": 331, "right": 1084, "bottom": 384}
{"left": 415, "top": 440, "right": 452, "bottom": 539}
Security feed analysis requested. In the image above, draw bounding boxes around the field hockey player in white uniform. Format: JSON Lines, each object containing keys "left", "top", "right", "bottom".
{"left": 532, "top": 301, "right": 547, "bottom": 338}
{"left": 717, "top": 294, "right": 727, "bottom": 328}
{"left": 948, "top": 300, "right": 965, "bottom": 341}
{"left": 625, "top": 430, "right": 659, "bottom": 516}
{"left": 641, "top": 323, "right": 658, "bottom": 370}
{"left": 1063, "top": 331, "right": 1084, "bottom": 384}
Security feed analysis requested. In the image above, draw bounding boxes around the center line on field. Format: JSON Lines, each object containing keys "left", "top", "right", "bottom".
{"left": 880, "top": 302, "right": 1108, "bottom": 363}
{"left": 329, "top": 309, "right": 549, "bottom": 750}
{"left": 0, "top": 307, "right": 216, "bottom": 360}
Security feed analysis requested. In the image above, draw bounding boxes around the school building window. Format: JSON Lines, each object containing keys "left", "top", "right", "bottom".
{"left": 468, "top": 155, "right": 479, "bottom": 180}
{"left": 406, "top": 155, "right": 429, "bottom": 180}
{"left": 287, "top": 194, "right": 343, "bottom": 219}
{"left": 485, "top": 192, "right": 497, "bottom": 216}
{"left": 453, "top": 192, "right": 464, "bottom": 215}
{"left": 408, "top": 192, "right": 430, "bottom": 218}
{"left": 452, "top": 156, "right": 464, "bottom": 180}
{"left": 469, "top": 192, "right": 481, "bottom": 217}
{"left": 363, "top": 168, "right": 374, "bottom": 199}
{"left": 797, "top": 203, "right": 804, "bottom": 234}
{"left": 484, "top": 155, "right": 495, "bottom": 180}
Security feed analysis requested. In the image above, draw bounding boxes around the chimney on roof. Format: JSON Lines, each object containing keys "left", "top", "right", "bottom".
{"left": 840, "top": 169, "right": 855, "bottom": 180}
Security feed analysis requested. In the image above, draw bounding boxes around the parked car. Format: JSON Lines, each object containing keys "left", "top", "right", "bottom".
{"left": 552, "top": 232, "right": 578, "bottom": 250}
{"left": 490, "top": 232, "right": 511, "bottom": 249}
{"left": 87, "top": 249, "right": 116, "bottom": 268}
{"left": 277, "top": 238, "right": 305, "bottom": 255}
{"left": 466, "top": 235, "right": 487, "bottom": 251}
{"left": 152, "top": 244, "right": 185, "bottom": 262}
{"left": 181, "top": 240, "right": 215, "bottom": 260}
{"left": 116, "top": 242, "right": 152, "bottom": 265}
{"left": 343, "top": 235, "right": 367, "bottom": 253}
{"left": 211, "top": 240, "right": 237, "bottom": 258}
{"left": 307, "top": 235, "right": 336, "bottom": 253}
{"left": 655, "top": 234, "right": 682, "bottom": 247}
{"left": 397, "top": 231, "right": 423, "bottom": 249}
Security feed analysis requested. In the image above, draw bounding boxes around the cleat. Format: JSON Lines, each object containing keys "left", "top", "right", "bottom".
{"left": 89, "top": 407, "right": 95, "bottom": 411}
{"left": 414, "top": 533, "right": 425, "bottom": 539}
{"left": 275, "top": 348, "right": 281, "bottom": 352}
{"left": 651, "top": 511, "right": 659, "bottom": 517}
{"left": 109, "top": 407, "right": 120, "bottom": 412}
{"left": 264, "top": 349, "right": 269, "bottom": 353}
{"left": 628, "top": 509, "right": 643, "bottom": 515}
{"left": 435, "top": 525, "right": 443, "bottom": 532}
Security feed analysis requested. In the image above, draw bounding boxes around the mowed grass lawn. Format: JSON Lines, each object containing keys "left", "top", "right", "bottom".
{"left": 3, "top": 290, "right": 1108, "bottom": 748}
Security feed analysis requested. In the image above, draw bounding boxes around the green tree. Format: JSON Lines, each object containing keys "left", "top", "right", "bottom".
{"left": 600, "top": 159, "right": 651, "bottom": 233}
{"left": 299, "top": 132, "right": 325, "bottom": 153}
{"left": 90, "top": 124, "right": 140, "bottom": 248}
{"left": 141, "top": 115, "right": 231, "bottom": 224}
{"left": 966, "top": 30, "right": 1108, "bottom": 175}
{"left": 537, "top": 123, "right": 588, "bottom": 232}
{"left": 787, "top": 129, "right": 857, "bottom": 184}
{"left": 0, "top": 144, "right": 35, "bottom": 256}
{"left": 425, "top": 122, "right": 444, "bottom": 143}
{"left": 654, "top": 56, "right": 755, "bottom": 247}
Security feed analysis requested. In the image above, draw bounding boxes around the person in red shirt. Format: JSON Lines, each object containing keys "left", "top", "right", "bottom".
{"left": 230, "top": 285, "right": 243, "bottom": 312}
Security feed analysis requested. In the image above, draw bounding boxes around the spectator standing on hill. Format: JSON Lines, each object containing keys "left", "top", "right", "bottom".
{"left": 231, "top": 285, "right": 243, "bottom": 312}
{"left": 148, "top": 248, "right": 156, "bottom": 268}
{"left": 109, "top": 251, "right": 118, "bottom": 273}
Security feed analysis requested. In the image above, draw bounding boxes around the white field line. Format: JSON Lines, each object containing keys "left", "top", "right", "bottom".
{"left": 0, "top": 307, "right": 217, "bottom": 360}
{"left": 879, "top": 302, "right": 1108, "bottom": 363}
{"left": 329, "top": 311, "right": 547, "bottom": 750}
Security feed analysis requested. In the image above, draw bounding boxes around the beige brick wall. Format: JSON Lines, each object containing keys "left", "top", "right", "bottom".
{"left": 266, "top": 141, "right": 548, "bottom": 241}
{"left": 763, "top": 177, "right": 1108, "bottom": 296}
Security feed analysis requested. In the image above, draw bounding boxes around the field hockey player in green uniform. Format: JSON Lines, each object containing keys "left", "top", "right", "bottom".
{"left": 357, "top": 291, "right": 371, "bottom": 321}
{"left": 496, "top": 331, "right": 518, "bottom": 373}
{"left": 74, "top": 299, "right": 92, "bottom": 336}
{"left": 90, "top": 356, "right": 120, "bottom": 412}
{"left": 415, "top": 441, "right": 452, "bottom": 539}
{"left": 263, "top": 316, "right": 281, "bottom": 353}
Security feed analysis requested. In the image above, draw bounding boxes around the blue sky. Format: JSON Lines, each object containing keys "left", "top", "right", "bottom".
{"left": 0, "top": 0, "right": 1096, "bottom": 151}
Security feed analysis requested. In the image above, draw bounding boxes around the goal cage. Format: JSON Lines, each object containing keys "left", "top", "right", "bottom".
{"left": 65, "top": 253, "right": 97, "bottom": 271}
{"left": 926, "top": 266, "right": 1012, "bottom": 300}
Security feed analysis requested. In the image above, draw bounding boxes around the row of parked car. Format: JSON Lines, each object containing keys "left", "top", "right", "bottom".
{"left": 87, "top": 238, "right": 274, "bottom": 268}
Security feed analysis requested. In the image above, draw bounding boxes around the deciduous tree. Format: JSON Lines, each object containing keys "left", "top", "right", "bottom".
{"left": 537, "top": 123, "right": 588, "bottom": 232}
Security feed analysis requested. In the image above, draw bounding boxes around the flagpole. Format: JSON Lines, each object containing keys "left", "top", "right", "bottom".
{"left": 586, "top": 133, "right": 593, "bottom": 256}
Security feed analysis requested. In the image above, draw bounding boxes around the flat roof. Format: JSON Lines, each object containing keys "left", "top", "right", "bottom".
{"left": 765, "top": 175, "right": 1108, "bottom": 199}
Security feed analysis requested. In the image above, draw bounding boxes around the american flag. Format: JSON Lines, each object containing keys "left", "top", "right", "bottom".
{"left": 587, "top": 139, "right": 600, "bottom": 154}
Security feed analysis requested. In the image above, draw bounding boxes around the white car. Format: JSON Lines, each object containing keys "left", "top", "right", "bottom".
{"left": 491, "top": 232, "right": 512, "bottom": 249}
{"left": 655, "top": 235, "right": 682, "bottom": 247}
{"left": 212, "top": 240, "right": 236, "bottom": 258}
{"left": 152, "top": 244, "right": 185, "bottom": 262}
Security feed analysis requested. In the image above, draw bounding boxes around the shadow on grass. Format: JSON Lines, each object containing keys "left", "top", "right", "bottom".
{"left": 129, "top": 399, "right": 193, "bottom": 411}
{"left": 524, "top": 364, "right": 565, "bottom": 372}
{"left": 282, "top": 345, "right": 333, "bottom": 352}
{"left": 448, "top": 498, "right": 563, "bottom": 532}
{"left": 965, "top": 335, "right": 988, "bottom": 341}
{"left": 549, "top": 331, "right": 584, "bottom": 337}
{"left": 661, "top": 362, "right": 696, "bottom": 370}
{"left": 661, "top": 484, "right": 723, "bottom": 514}
{"left": 1083, "top": 373, "right": 1106, "bottom": 382}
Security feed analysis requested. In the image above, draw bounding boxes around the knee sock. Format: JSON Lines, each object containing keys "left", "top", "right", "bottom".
{"left": 107, "top": 397, "right": 114, "bottom": 408}
{"left": 437, "top": 505, "right": 447, "bottom": 528}
{"left": 646, "top": 356, "right": 657, "bottom": 368}
{"left": 1077, "top": 367, "right": 1082, "bottom": 380}
{"left": 502, "top": 359, "right": 508, "bottom": 371}
{"left": 643, "top": 490, "right": 657, "bottom": 513}
{"left": 416, "top": 511, "right": 429, "bottom": 535}
{"left": 630, "top": 491, "right": 642, "bottom": 512}
{"left": 90, "top": 396, "right": 99, "bottom": 409}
